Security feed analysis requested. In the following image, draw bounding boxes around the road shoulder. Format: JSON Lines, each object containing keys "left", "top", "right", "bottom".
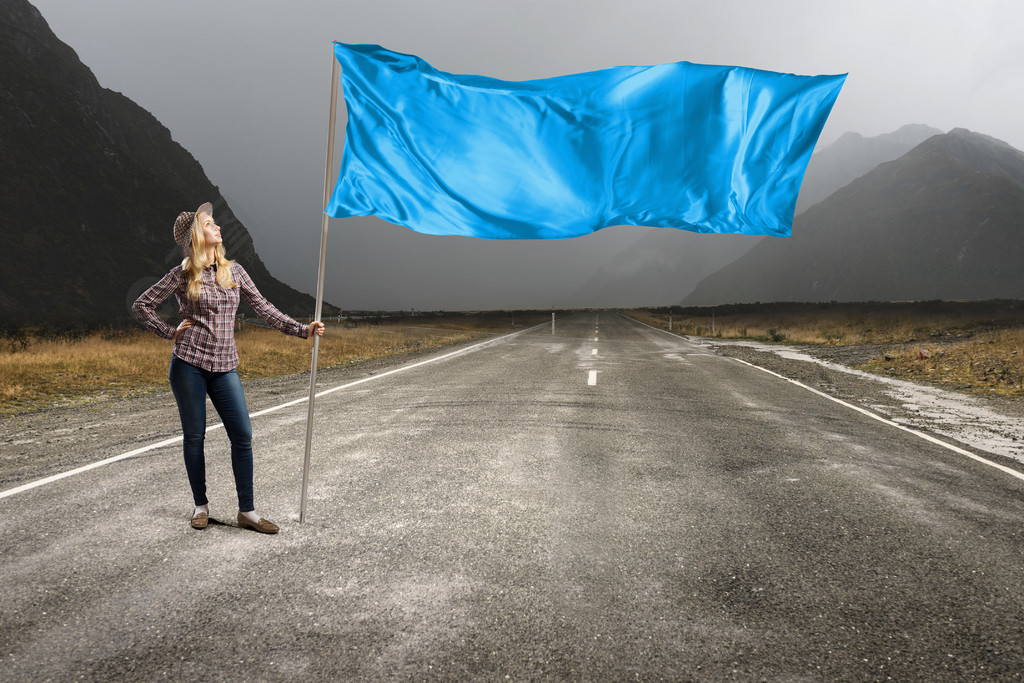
{"left": 696, "top": 337, "right": 1024, "bottom": 471}
{"left": 0, "top": 336, "right": 496, "bottom": 491}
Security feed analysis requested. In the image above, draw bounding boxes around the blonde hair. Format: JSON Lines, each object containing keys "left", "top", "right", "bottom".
{"left": 182, "top": 211, "right": 237, "bottom": 300}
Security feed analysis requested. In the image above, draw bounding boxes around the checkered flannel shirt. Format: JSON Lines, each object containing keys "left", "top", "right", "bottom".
{"left": 132, "top": 262, "right": 309, "bottom": 372}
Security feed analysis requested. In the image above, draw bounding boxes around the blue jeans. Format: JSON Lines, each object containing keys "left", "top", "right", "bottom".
{"left": 168, "top": 355, "right": 255, "bottom": 512}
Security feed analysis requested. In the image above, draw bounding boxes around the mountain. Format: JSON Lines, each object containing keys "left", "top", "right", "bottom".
{"left": 0, "top": 0, "right": 335, "bottom": 327}
{"left": 571, "top": 231, "right": 757, "bottom": 308}
{"left": 793, "top": 123, "right": 941, "bottom": 214}
{"left": 681, "top": 129, "right": 1024, "bottom": 305}
{"left": 573, "top": 125, "right": 940, "bottom": 307}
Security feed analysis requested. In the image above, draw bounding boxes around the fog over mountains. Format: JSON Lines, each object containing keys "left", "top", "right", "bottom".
{"left": 793, "top": 124, "right": 945, "bottom": 215}
{"left": 3, "top": 0, "right": 1022, "bottom": 326}
{"left": 683, "top": 128, "right": 1024, "bottom": 304}
{"left": 576, "top": 124, "right": 944, "bottom": 307}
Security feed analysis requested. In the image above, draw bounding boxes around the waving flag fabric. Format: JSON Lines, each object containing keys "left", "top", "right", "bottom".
{"left": 325, "top": 42, "right": 845, "bottom": 240}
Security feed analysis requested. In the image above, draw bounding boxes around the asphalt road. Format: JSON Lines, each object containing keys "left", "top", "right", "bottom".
{"left": 3, "top": 313, "right": 1024, "bottom": 681}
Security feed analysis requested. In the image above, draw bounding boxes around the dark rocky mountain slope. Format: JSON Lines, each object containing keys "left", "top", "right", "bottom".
{"left": 0, "top": 0, "right": 334, "bottom": 327}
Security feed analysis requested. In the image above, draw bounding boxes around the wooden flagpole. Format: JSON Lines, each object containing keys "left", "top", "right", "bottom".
{"left": 299, "top": 47, "right": 341, "bottom": 523}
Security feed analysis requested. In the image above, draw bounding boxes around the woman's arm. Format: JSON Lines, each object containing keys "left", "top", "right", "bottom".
{"left": 233, "top": 264, "right": 311, "bottom": 338}
{"left": 132, "top": 268, "right": 181, "bottom": 339}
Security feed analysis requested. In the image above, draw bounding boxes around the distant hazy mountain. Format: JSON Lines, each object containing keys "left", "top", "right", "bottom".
{"left": 0, "top": 0, "right": 334, "bottom": 327}
{"left": 682, "top": 129, "right": 1024, "bottom": 304}
{"left": 574, "top": 125, "right": 940, "bottom": 307}
{"left": 794, "top": 123, "right": 942, "bottom": 214}
{"left": 571, "top": 231, "right": 756, "bottom": 308}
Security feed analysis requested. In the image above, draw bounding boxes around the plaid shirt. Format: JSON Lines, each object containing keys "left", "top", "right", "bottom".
{"left": 133, "top": 262, "right": 309, "bottom": 372}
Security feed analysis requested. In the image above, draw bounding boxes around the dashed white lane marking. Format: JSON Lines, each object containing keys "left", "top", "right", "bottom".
{"left": 588, "top": 371, "right": 599, "bottom": 386}
{"left": 0, "top": 322, "right": 549, "bottom": 500}
{"left": 594, "top": 336, "right": 599, "bottom": 341}
{"left": 731, "top": 358, "right": 1024, "bottom": 483}
{"left": 592, "top": 349, "right": 598, "bottom": 355}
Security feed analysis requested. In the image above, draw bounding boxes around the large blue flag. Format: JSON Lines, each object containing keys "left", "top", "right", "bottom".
{"left": 325, "top": 43, "right": 845, "bottom": 239}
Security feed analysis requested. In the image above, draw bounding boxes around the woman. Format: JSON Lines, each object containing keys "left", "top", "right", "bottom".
{"left": 133, "top": 202, "right": 324, "bottom": 533}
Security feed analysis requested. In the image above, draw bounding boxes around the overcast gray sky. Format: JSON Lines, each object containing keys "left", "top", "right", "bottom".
{"left": 32, "top": 0, "right": 1024, "bottom": 310}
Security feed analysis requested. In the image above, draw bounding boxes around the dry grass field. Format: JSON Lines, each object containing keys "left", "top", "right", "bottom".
{"left": 628, "top": 301, "right": 1024, "bottom": 399}
{"left": 0, "top": 313, "right": 545, "bottom": 416}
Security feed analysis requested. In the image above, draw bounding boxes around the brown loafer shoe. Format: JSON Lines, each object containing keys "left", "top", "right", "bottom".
{"left": 190, "top": 512, "right": 209, "bottom": 529}
{"left": 237, "top": 512, "right": 279, "bottom": 534}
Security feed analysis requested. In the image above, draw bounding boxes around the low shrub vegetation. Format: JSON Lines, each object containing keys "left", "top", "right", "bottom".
{"left": 858, "top": 329, "right": 1023, "bottom": 397}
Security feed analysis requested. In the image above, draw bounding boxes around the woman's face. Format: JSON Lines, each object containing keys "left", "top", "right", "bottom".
{"left": 198, "top": 212, "right": 222, "bottom": 248}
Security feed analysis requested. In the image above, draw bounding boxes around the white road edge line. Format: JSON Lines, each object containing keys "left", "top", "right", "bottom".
{"left": 621, "top": 312, "right": 1024, "bottom": 483}
{"left": 0, "top": 322, "right": 548, "bottom": 500}
{"left": 731, "top": 357, "right": 1024, "bottom": 483}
